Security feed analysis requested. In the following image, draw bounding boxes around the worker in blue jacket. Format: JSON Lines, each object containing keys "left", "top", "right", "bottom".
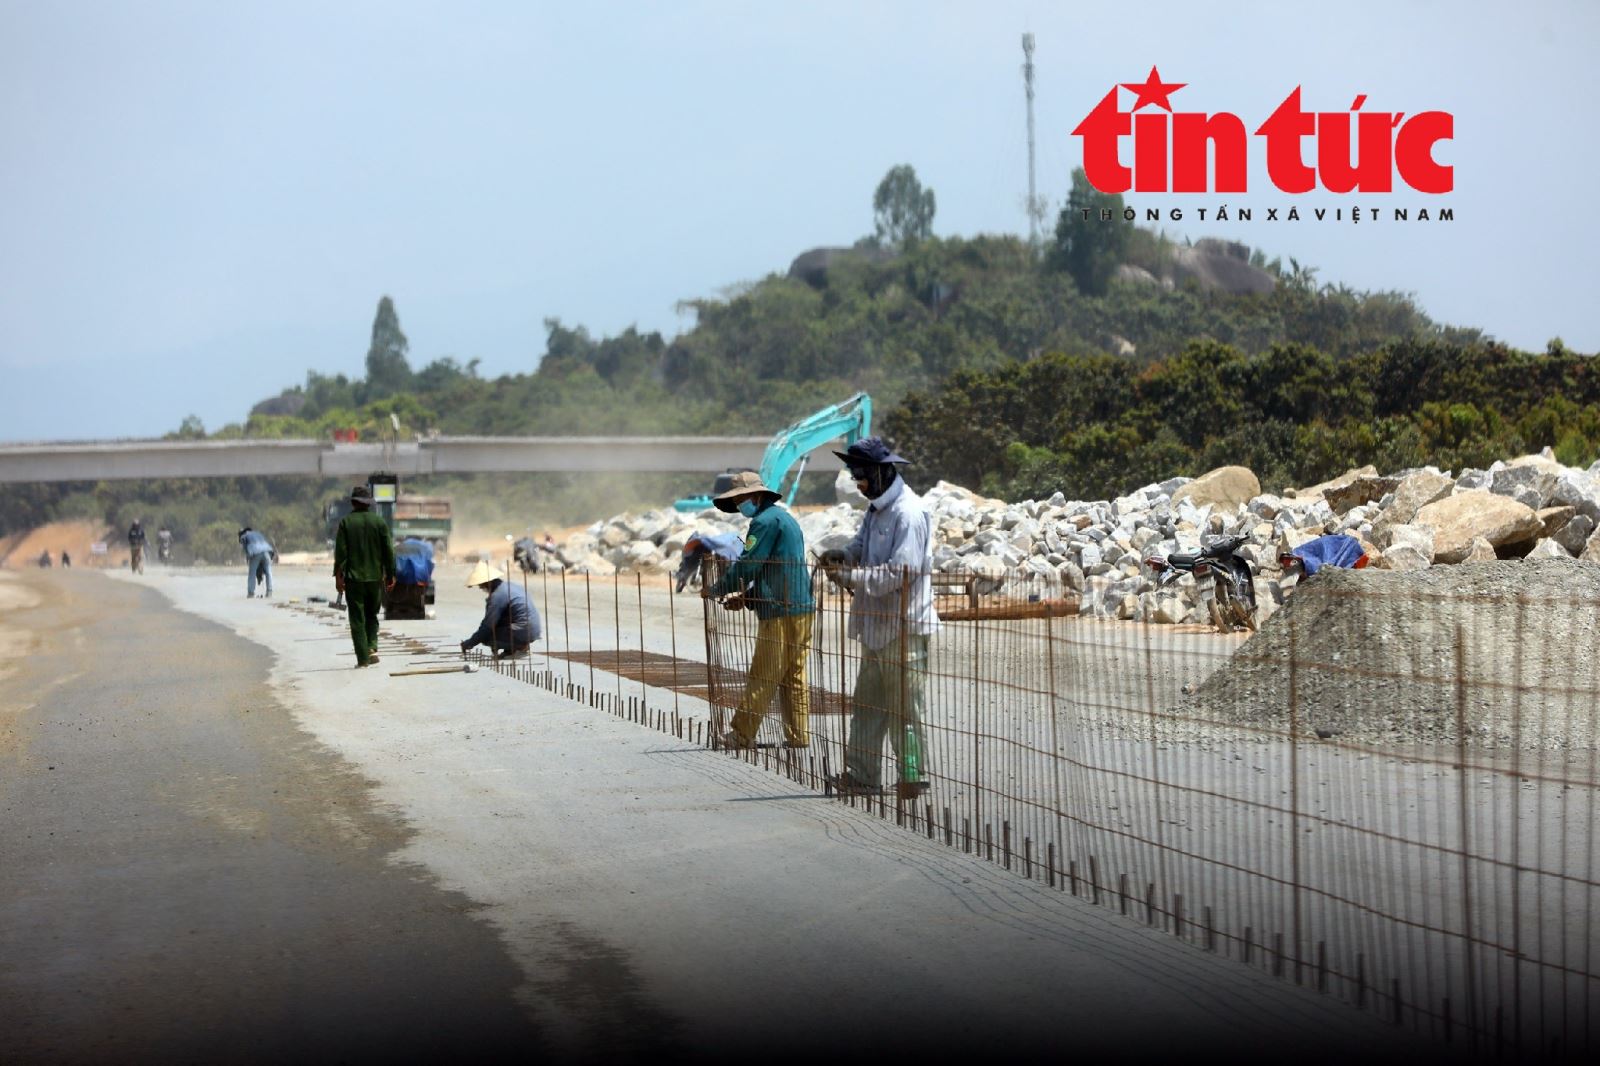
{"left": 706, "top": 470, "right": 815, "bottom": 749}
{"left": 238, "top": 527, "right": 277, "bottom": 599}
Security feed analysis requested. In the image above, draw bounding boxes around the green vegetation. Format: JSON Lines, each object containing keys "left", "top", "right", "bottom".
{"left": 5, "top": 165, "right": 1589, "bottom": 550}
{"left": 871, "top": 164, "right": 937, "bottom": 249}
{"left": 886, "top": 340, "right": 1600, "bottom": 502}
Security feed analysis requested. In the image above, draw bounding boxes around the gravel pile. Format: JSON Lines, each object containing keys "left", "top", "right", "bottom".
{"left": 1182, "top": 558, "right": 1600, "bottom": 752}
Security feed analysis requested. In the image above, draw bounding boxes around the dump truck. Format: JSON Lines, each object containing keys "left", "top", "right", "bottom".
{"left": 325, "top": 490, "right": 452, "bottom": 554}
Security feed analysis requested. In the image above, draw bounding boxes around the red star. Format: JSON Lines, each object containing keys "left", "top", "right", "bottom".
{"left": 1121, "top": 66, "right": 1186, "bottom": 112}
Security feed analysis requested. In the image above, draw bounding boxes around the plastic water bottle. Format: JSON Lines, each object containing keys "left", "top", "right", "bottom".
{"left": 901, "top": 723, "right": 921, "bottom": 783}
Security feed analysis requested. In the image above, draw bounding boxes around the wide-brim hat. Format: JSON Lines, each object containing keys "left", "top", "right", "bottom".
{"left": 833, "top": 436, "right": 909, "bottom": 468}
{"left": 713, "top": 469, "right": 780, "bottom": 512}
{"left": 350, "top": 485, "right": 374, "bottom": 503}
{"left": 465, "top": 560, "right": 498, "bottom": 587}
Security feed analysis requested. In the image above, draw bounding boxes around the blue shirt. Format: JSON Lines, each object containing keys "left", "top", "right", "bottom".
{"left": 844, "top": 476, "right": 940, "bottom": 649}
{"left": 464, "top": 581, "right": 542, "bottom": 649}
{"left": 240, "top": 530, "right": 273, "bottom": 558}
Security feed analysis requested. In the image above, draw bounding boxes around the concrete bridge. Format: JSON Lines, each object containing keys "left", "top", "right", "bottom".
{"left": 0, "top": 436, "right": 848, "bottom": 483}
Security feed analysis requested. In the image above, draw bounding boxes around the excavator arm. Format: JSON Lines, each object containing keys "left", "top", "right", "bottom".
{"left": 673, "top": 392, "right": 872, "bottom": 512}
{"left": 759, "top": 392, "right": 872, "bottom": 506}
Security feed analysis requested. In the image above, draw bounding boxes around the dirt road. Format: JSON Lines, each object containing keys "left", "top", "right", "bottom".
{"left": 0, "top": 565, "right": 1451, "bottom": 1063}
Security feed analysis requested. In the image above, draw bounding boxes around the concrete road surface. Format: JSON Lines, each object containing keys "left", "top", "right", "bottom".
{"left": 0, "top": 565, "right": 1453, "bottom": 1063}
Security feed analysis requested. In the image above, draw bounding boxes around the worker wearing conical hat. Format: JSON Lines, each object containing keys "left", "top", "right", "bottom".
{"left": 460, "top": 559, "right": 541, "bottom": 660}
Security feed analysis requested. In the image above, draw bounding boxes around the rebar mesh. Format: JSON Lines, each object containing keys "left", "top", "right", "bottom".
{"left": 471, "top": 558, "right": 1596, "bottom": 1055}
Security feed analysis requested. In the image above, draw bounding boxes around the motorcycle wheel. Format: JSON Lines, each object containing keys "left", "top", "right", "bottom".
{"left": 1234, "top": 574, "right": 1258, "bottom": 631}
{"left": 1233, "top": 596, "right": 1257, "bottom": 632}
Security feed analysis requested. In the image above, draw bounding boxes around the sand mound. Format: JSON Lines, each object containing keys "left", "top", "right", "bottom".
{"left": 1186, "top": 558, "right": 1600, "bottom": 752}
{"left": 0, "top": 520, "right": 121, "bottom": 569}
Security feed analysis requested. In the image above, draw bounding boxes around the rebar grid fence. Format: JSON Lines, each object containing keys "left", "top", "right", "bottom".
{"left": 464, "top": 557, "right": 1596, "bottom": 1056}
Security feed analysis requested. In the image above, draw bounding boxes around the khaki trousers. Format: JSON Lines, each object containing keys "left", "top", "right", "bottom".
{"left": 726, "top": 613, "right": 813, "bottom": 747}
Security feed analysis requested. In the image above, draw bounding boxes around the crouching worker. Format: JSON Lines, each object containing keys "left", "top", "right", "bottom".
{"left": 461, "top": 560, "right": 541, "bottom": 660}
{"left": 705, "top": 470, "right": 814, "bottom": 749}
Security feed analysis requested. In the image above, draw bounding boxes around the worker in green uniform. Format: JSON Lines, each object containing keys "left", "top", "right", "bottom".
{"left": 334, "top": 485, "right": 397, "bottom": 668}
{"left": 706, "top": 469, "right": 815, "bottom": 748}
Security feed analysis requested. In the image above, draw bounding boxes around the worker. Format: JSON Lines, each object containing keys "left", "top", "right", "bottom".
{"left": 704, "top": 470, "right": 815, "bottom": 749}
{"left": 38, "top": 549, "right": 53, "bottom": 568}
{"left": 818, "top": 437, "right": 940, "bottom": 795}
{"left": 156, "top": 527, "right": 173, "bottom": 563}
{"left": 127, "top": 519, "right": 147, "bottom": 574}
{"left": 238, "top": 527, "right": 277, "bottom": 599}
{"left": 61, "top": 550, "right": 71, "bottom": 568}
{"left": 512, "top": 537, "right": 539, "bottom": 573}
{"left": 460, "top": 560, "right": 541, "bottom": 660}
{"left": 333, "top": 485, "right": 396, "bottom": 668}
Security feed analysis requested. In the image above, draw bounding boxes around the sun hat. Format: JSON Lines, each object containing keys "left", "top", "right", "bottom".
{"left": 350, "top": 485, "right": 374, "bottom": 503}
{"left": 832, "top": 436, "right": 909, "bottom": 468}
{"left": 465, "top": 560, "right": 499, "bottom": 587}
{"left": 712, "top": 469, "right": 780, "bottom": 513}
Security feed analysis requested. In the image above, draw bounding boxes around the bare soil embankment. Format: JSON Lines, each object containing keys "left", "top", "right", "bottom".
{"left": 0, "top": 520, "right": 121, "bottom": 569}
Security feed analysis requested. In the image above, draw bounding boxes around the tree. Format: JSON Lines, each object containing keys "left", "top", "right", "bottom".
{"left": 364, "top": 295, "right": 412, "bottom": 399}
{"left": 872, "top": 164, "right": 936, "bottom": 248}
{"left": 1047, "top": 167, "right": 1130, "bottom": 296}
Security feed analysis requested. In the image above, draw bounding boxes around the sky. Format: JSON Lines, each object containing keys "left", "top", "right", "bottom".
{"left": 2, "top": 1, "right": 1597, "bottom": 443}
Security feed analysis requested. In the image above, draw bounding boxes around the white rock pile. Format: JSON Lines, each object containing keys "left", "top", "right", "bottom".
{"left": 551, "top": 450, "right": 1600, "bottom": 623}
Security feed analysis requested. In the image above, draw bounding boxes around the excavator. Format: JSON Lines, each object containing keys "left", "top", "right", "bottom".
{"left": 673, "top": 392, "right": 873, "bottom": 512}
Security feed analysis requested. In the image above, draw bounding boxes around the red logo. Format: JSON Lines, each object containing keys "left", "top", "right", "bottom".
{"left": 1072, "top": 66, "right": 1453, "bottom": 195}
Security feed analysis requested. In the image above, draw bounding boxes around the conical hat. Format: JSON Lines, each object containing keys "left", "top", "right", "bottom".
{"left": 465, "top": 560, "right": 497, "bottom": 587}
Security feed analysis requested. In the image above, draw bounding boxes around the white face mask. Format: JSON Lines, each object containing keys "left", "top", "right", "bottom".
{"left": 737, "top": 500, "right": 759, "bottom": 518}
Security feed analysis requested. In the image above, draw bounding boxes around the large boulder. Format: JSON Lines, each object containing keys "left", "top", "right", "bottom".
{"left": 787, "top": 244, "right": 897, "bottom": 287}
{"left": 1324, "top": 473, "right": 1401, "bottom": 514}
{"left": 1165, "top": 240, "right": 1276, "bottom": 295}
{"left": 1376, "top": 524, "right": 1435, "bottom": 571}
{"left": 1490, "top": 464, "right": 1560, "bottom": 509}
{"left": 1414, "top": 491, "right": 1543, "bottom": 563}
{"left": 1171, "top": 466, "right": 1260, "bottom": 512}
{"left": 1286, "top": 465, "right": 1377, "bottom": 502}
{"left": 1525, "top": 538, "right": 1572, "bottom": 560}
{"left": 1551, "top": 513, "right": 1595, "bottom": 555}
{"left": 1369, "top": 470, "right": 1454, "bottom": 545}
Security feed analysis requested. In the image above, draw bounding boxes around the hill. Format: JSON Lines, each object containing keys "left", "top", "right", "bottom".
{"left": 8, "top": 217, "right": 1586, "bottom": 555}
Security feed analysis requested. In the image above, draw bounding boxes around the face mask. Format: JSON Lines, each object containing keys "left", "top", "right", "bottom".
{"left": 860, "top": 465, "right": 897, "bottom": 499}
{"left": 737, "top": 500, "right": 759, "bottom": 518}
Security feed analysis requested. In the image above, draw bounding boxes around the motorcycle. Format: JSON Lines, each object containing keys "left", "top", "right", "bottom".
{"left": 1144, "top": 534, "right": 1259, "bottom": 634}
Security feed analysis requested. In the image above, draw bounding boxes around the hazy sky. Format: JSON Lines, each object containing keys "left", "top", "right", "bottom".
{"left": 2, "top": 1, "right": 1596, "bottom": 443}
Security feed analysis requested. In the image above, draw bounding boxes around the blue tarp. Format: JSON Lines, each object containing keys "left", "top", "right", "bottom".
{"left": 675, "top": 531, "right": 744, "bottom": 589}
{"left": 1287, "top": 533, "right": 1367, "bottom": 576}
{"left": 395, "top": 537, "right": 435, "bottom": 586}
{"left": 686, "top": 532, "right": 745, "bottom": 561}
